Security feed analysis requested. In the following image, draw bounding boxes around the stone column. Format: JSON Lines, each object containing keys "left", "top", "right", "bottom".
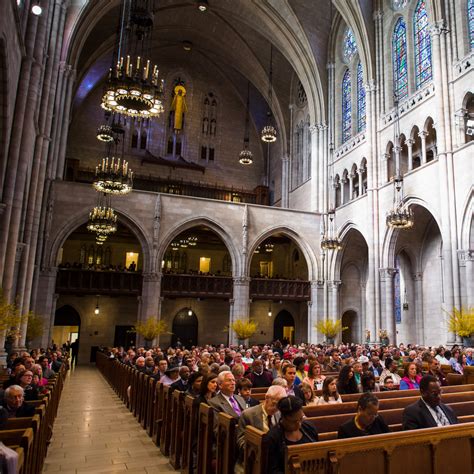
{"left": 454, "top": 109, "right": 466, "bottom": 147}
{"left": 34, "top": 268, "right": 58, "bottom": 348}
{"left": 327, "top": 280, "right": 341, "bottom": 342}
{"left": 379, "top": 268, "right": 396, "bottom": 344}
{"left": 281, "top": 154, "right": 290, "bottom": 208}
{"left": 231, "top": 277, "right": 250, "bottom": 345}
{"left": 349, "top": 173, "right": 354, "bottom": 201}
{"left": 309, "top": 125, "right": 319, "bottom": 212}
{"left": 406, "top": 138, "right": 414, "bottom": 170}
{"left": 419, "top": 131, "right": 428, "bottom": 164}
{"left": 458, "top": 250, "right": 474, "bottom": 308}
{"left": 381, "top": 153, "right": 390, "bottom": 185}
{"left": 413, "top": 272, "right": 425, "bottom": 344}
{"left": 140, "top": 272, "right": 162, "bottom": 345}
{"left": 340, "top": 177, "right": 347, "bottom": 204}
{"left": 307, "top": 280, "right": 321, "bottom": 343}
{"left": 360, "top": 284, "right": 367, "bottom": 341}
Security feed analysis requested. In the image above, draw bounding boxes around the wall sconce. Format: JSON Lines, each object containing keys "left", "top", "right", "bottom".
{"left": 94, "top": 296, "right": 100, "bottom": 315}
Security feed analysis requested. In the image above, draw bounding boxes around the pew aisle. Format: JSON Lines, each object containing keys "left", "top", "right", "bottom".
{"left": 42, "top": 366, "right": 174, "bottom": 474}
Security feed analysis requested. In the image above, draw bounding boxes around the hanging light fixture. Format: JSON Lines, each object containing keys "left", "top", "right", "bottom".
{"left": 268, "top": 306, "right": 272, "bottom": 317}
{"left": 93, "top": 156, "right": 133, "bottom": 195}
{"left": 196, "top": 0, "right": 208, "bottom": 12}
{"left": 31, "top": 1, "right": 42, "bottom": 15}
{"left": 96, "top": 124, "right": 114, "bottom": 142}
{"left": 264, "top": 242, "right": 274, "bottom": 253}
{"left": 321, "top": 210, "right": 342, "bottom": 250}
{"left": 87, "top": 194, "right": 118, "bottom": 235}
{"left": 94, "top": 297, "right": 100, "bottom": 315}
{"left": 171, "top": 242, "right": 180, "bottom": 251}
{"left": 261, "top": 44, "right": 277, "bottom": 143}
{"left": 101, "top": 0, "right": 164, "bottom": 119}
{"left": 239, "top": 81, "right": 253, "bottom": 165}
{"left": 386, "top": 95, "right": 414, "bottom": 229}
{"left": 180, "top": 238, "right": 189, "bottom": 248}
{"left": 188, "top": 236, "right": 198, "bottom": 246}
{"left": 254, "top": 245, "right": 261, "bottom": 254}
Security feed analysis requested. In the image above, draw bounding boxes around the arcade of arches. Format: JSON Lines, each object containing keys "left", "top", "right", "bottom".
{"left": 0, "top": 0, "right": 473, "bottom": 362}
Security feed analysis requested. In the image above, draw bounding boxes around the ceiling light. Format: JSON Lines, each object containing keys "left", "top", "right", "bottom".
{"left": 182, "top": 41, "right": 193, "bottom": 51}
{"left": 31, "top": 2, "right": 42, "bottom": 15}
{"left": 197, "top": 0, "right": 208, "bottom": 12}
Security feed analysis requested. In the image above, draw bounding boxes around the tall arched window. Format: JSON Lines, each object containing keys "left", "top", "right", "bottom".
{"left": 342, "top": 69, "right": 352, "bottom": 143}
{"left": 469, "top": 0, "right": 474, "bottom": 50}
{"left": 393, "top": 17, "right": 408, "bottom": 100}
{"left": 343, "top": 28, "right": 357, "bottom": 63}
{"left": 357, "top": 62, "right": 366, "bottom": 132}
{"left": 413, "top": 0, "right": 432, "bottom": 89}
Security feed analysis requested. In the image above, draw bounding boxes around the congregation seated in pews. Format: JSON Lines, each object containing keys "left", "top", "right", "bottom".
{"left": 0, "top": 347, "right": 68, "bottom": 473}
{"left": 97, "top": 341, "right": 474, "bottom": 473}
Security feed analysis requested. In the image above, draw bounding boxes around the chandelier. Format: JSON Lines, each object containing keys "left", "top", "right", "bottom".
{"left": 93, "top": 157, "right": 133, "bottom": 195}
{"left": 180, "top": 238, "right": 189, "bottom": 248}
{"left": 261, "top": 44, "right": 277, "bottom": 143}
{"left": 239, "top": 81, "right": 253, "bottom": 165}
{"left": 96, "top": 234, "right": 108, "bottom": 246}
{"left": 386, "top": 176, "right": 414, "bottom": 229}
{"left": 321, "top": 210, "right": 342, "bottom": 250}
{"left": 171, "top": 242, "right": 179, "bottom": 251}
{"left": 101, "top": 0, "right": 164, "bottom": 120}
{"left": 97, "top": 125, "right": 114, "bottom": 142}
{"left": 386, "top": 95, "right": 414, "bottom": 230}
{"left": 87, "top": 194, "right": 118, "bottom": 235}
{"left": 188, "top": 236, "right": 198, "bottom": 246}
{"left": 265, "top": 242, "right": 274, "bottom": 253}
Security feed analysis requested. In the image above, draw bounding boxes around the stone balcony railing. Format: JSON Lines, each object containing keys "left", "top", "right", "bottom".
{"left": 250, "top": 278, "right": 311, "bottom": 301}
{"left": 56, "top": 269, "right": 142, "bottom": 295}
{"left": 161, "top": 273, "right": 233, "bottom": 298}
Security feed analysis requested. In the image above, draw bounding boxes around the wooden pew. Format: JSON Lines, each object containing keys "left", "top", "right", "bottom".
{"left": 180, "top": 395, "right": 199, "bottom": 474}
{"left": 151, "top": 382, "right": 164, "bottom": 442}
{"left": 283, "top": 422, "right": 474, "bottom": 474}
{"left": 159, "top": 385, "right": 172, "bottom": 455}
{"left": 0, "top": 428, "right": 34, "bottom": 474}
{"left": 196, "top": 403, "right": 214, "bottom": 474}
{"left": 169, "top": 390, "right": 186, "bottom": 469}
{"left": 216, "top": 412, "right": 237, "bottom": 474}
{"left": 143, "top": 376, "right": 156, "bottom": 431}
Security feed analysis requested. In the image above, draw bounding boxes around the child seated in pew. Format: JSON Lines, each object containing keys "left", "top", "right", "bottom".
{"left": 317, "top": 376, "right": 342, "bottom": 405}
{"left": 266, "top": 396, "right": 319, "bottom": 474}
{"left": 300, "top": 383, "right": 318, "bottom": 406}
{"left": 236, "top": 378, "right": 259, "bottom": 408}
{"left": 337, "top": 392, "right": 390, "bottom": 439}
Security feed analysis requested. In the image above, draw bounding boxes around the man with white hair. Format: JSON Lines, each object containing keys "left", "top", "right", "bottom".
{"left": 236, "top": 385, "right": 287, "bottom": 456}
{"left": 208, "top": 371, "right": 246, "bottom": 418}
{"left": 2, "top": 385, "right": 35, "bottom": 418}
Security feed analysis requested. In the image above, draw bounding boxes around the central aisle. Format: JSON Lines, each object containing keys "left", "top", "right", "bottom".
{"left": 43, "top": 366, "right": 175, "bottom": 473}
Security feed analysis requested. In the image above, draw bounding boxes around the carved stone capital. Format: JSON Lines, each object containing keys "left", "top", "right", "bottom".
{"left": 143, "top": 272, "right": 162, "bottom": 283}
{"left": 233, "top": 276, "right": 251, "bottom": 286}
{"left": 327, "top": 280, "right": 342, "bottom": 290}
{"left": 418, "top": 131, "right": 429, "bottom": 139}
{"left": 406, "top": 138, "right": 415, "bottom": 146}
{"left": 373, "top": 9, "right": 383, "bottom": 22}
{"left": 379, "top": 268, "right": 397, "bottom": 280}
{"left": 412, "top": 272, "right": 423, "bottom": 281}
{"left": 309, "top": 125, "right": 319, "bottom": 135}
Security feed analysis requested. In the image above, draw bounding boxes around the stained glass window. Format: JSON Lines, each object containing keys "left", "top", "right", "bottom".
{"left": 343, "top": 28, "right": 357, "bottom": 63}
{"left": 469, "top": 0, "right": 474, "bottom": 50}
{"left": 342, "top": 69, "right": 352, "bottom": 143}
{"left": 357, "top": 62, "right": 366, "bottom": 132}
{"left": 414, "top": 0, "right": 432, "bottom": 89}
{"left": 393, "top": 17, "right": 408, "bottom": 100}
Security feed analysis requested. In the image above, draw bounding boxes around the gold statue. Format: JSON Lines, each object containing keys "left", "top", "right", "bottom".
{"left": 170, "top": 84, "right": 187, "bottom": 131}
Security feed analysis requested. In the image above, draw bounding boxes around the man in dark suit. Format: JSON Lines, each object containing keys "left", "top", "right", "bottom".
{"left": 245, "top": 359, "right": 273, "bottom": 388}
{"left": 209, "top": 371, "right": 246, "bottom": 419}
{"left": 170, "top": 366, "right": 190, "bottom": 392}
{"left": 402, "top": 374, "right": 458, "bottom": 430}
{"left": 236, "top": 385, "right": 287, "bottom": 458}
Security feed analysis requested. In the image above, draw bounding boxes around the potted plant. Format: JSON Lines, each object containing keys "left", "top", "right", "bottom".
{"left": 230, "top": 319, "right": 258, "bottom": 346}
{"left": 0, "top": 290, "right": 22, "bottom": 341}
{"left": 133, "top": 318, "right": 168, "bottom": 347}
{"left": 446, "top": 307, "right": 474, "bottom": 346}
{"left": 25, "top": 311, "right": 44, "bottom": 349}
{"left": 315, "top": 319, "right": 348, "bottom": 345}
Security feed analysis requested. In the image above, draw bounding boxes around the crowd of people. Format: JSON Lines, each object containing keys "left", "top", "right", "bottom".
{"left": 104, "top": 341, "right": 473, "bottom": 472}
{"left": 0, "top": 348, "right": 67, "bottom": 428}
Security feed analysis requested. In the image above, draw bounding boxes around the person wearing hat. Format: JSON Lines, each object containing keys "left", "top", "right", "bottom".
{"left": 160, "top": 363, "right": 181, "bottom": 386}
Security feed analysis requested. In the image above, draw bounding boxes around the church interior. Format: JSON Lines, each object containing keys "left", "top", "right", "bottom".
{"left": 0, "top": 0, "right": 473, "bottom": 362}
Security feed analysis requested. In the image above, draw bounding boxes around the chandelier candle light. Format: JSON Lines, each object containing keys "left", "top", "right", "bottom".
{"left": 93, "top": 156, "right": 133, "bottom": 195}
{"left": 321, "top": 210, "right": 342, "bottom": 250}
{"left": 261, "top": 44, "right": 277, "bottom": 143}
{"left": 239, "top": 81, "right": 253, "bottom": 165}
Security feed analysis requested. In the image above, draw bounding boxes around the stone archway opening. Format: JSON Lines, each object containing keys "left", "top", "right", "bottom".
{"left": 171, "top": 308, "right": 198, "bottom": 348}
{"left": 341, "top": 310, "right": 357, "bottom": 344}
{"left": 273, "top": 310, "right": 295, "bottom": 345}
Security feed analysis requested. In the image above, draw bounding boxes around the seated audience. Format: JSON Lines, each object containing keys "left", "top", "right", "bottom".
{"left": 300, "top": 382, "right": 318, "bottom": 406}
{"left": 427, "top": 357, "right": 447, "bottom": 386}
{"left": 338, "top": 392, "right": 390, "bottom": 438}
{"left": 266, "top": 396, "right": 319, "bottom": 474}
{"left": 400, "top": 362, "right": 422, "bottom": 390}
{"left": 15, "top": 370, "right": 39, "bottom": 401}
{"left": 186, "top": 371, "right": 204, "bottom": 398}
{"left": 209, "top": 371, "right": 245, "bottom": 418}
{"left": 160, "top": 364, "right": 180, "bottom": 386}
{"left": 379, "top": 358, "right": 401, "bottom": 385}
{"left": 50, "top": 353, "right": 62, "bottom": 373}
{"left": 381, "top": 375, "right": 396, "bottom": 391}
{"left": 282, "top": 364, "right": 305, "bottom": 403}
{"left": 336, "top": 365, "right": 359, "bottom": 394}
{"left": 352, "top": 361, "right": 363, "bottom": 387}
{"left": 293, "top": 357, "right": 307, "bottom": 385}
{"left": 193, "top": 373, "right": 218, "bottom": 409}
{"left": 1, "top": 385, "right": 36, "bottom": 418}
{"left": 236, "top": 378, "right": 259, "bottom": 409}
{"left": 402, "top": 375, "right": 458, "bottom": 430}
{"left": 327, "top": 350, "right": 342, "bottom": 372}
{"left": 236, "top": 385, "right": 287, "bottom": 458}
{"left": 317, "top": 376, "right": 342, "bottom": 405}
{"left": 170, "top": 366, "right": 190, "bottom": 392}
{"left": 246, "top": 359, "right": 273, "bottom": 388}
{"left": 39, "top": 356, "right": 55, "bottom": 379}
{"left": 361, "top": 371, "right": 380, "bottom": 392}
{"left": 302, "top": 361, "right": 325, "bottom": 391}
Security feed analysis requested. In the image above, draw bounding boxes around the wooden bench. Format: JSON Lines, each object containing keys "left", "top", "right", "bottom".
{"left": 0, "top": 428, "right": 34, "bottom": 474}
{"left": 169, "top": 389, "right": 186, "bottom": 469}
{"left": 196, "top": 403, "right": 214, "bottom": 474}
{"left": 283, "top": 422, "right": 474, "bottom": 474}
{"left": 180, "top": 395, "right": 199, "bottom": 474}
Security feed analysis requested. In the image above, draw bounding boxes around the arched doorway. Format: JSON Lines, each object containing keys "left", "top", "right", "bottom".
{"left": 171, "top": 309, "right": 198, "bottom": 348}
{"left": 341, "top": 310, "right": 357, "bottom": 344}
{"left": 274, "top": 310, "right": 295, "bottom": 345}
{"left": 54, "top": 305, "right": 81, "bottom": 347}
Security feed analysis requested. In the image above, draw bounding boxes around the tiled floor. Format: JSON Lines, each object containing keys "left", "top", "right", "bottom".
{"left": 43, "top": 366, "right": 175, "bottom": 474}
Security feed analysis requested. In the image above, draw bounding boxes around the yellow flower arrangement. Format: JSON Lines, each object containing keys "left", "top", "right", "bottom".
{"left": 315, "top": 319, "right": 348, "bottom": 338}
{"left": 133, "top": 318, "right": 168, "bottom": 341}
{"left": 445, "top": 307, "right": 474, "bottom": 338}
{"left": 231, "top": 319, "right": 258, "bottom": 340}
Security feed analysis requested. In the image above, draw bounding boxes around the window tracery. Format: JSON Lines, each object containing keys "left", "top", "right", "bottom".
{"left": 393, "top": 17, "right": 408, "bottom": 100}
{"left": 469, "top": 0, "right": 474, "bottom": 50}
{"left": 414, "top": 0, "right": 432, "bottom": 89}
{"left": 357, "top": 62, "right": 366, "bottom": 132}
{"left": 342, "top": 69, "right": 352, "bottom": 143}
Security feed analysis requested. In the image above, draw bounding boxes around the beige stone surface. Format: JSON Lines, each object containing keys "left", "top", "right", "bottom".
{"left": 43, "top": 367, "right": 175, "bottom": 474}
